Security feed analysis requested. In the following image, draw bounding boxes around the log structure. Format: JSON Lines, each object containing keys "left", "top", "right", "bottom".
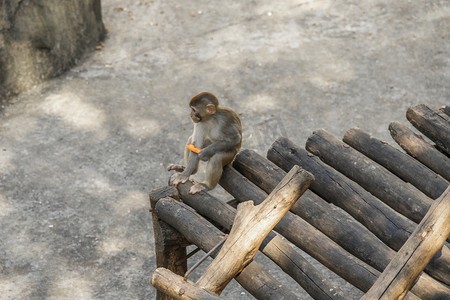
{"left": 150, "top": 103, "right": 450, "bottom": 300}
{"left": 389, "top": 121, "right": 450, "bottom": 181}
{"left": 406, "top": 104, "right": 450, "bottom": 155}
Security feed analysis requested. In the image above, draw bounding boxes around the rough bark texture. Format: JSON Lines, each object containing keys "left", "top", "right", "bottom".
{"left": 0, "top": 0, "right": 105, "bottom": 102}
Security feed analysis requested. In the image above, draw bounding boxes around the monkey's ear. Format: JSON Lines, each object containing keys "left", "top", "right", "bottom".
{"left": 206, "top": 104, "right": 216, "bottom": 114}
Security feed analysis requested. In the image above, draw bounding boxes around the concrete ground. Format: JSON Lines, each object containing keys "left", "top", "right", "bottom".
{"left": 1, "top": 0, "right": 449, "bottom": 299}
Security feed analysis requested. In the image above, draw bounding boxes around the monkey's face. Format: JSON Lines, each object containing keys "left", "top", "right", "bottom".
{"left": 190, "top": 107, "right": 201, "bottom": 123}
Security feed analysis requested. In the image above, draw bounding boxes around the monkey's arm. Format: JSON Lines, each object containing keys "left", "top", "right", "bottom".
{"left": 198, "top": 137, "right": 240, "bottom": 161}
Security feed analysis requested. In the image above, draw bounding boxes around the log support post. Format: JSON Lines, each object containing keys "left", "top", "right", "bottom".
{"left": 150, "top": 186, "right": 189, "bottom": 300}
{"left": 362, "top": 186, "right": 450, "bottom": 300}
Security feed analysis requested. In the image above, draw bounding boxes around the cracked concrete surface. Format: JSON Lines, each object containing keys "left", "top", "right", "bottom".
{"left": 1, "top": 0, "right": 449, "bottom": 299}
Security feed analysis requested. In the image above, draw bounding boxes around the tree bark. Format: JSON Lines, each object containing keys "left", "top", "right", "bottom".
{"left": 154, "top": 197, "right": 300, "bottom": 300}
{"left": 389, "top": 121, "right": 450, "bottom": 181}
{"left": 177, "top": 182, "right": 351, "bottom": 300}
{"left": 362, "top": 187, "right": 450, "bottom": 300}
{"left": 343, "top": 127, "right": 448, "bottom": 199}
{"left": 196, "top": 166, "right": 314, "bottom": 294}
{"left": 306, "top": 129, "right": 432, "bottom": 224}
{"left": 406, "top": 104, "right": 450, "bottom": 155}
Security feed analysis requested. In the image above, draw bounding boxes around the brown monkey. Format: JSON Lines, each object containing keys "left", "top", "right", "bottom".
{"left": 168, "top": 92, "right": 242, "bottom": 194}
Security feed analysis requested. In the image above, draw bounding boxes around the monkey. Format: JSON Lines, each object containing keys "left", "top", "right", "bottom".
{"left": 168, "top": 92, "right": 242, "bottom": 194}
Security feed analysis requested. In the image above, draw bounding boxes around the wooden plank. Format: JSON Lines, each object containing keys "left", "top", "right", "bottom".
{"left": 177, "top": 182, "right": 351, "bottom": 300}
{"left": 306, "top": 129, "right": 432, "bottom": 224}
{"left": 151, "top": 268, "right": 225, "bottom": 300}
{"left": 267, "top": 137, "right": 450, "bottom": 299}
{"left": 149, "top": 186, "right": 188, "bottom": 300}
{"left": 362, "top": 187, "right": 450, "bottom": 300}
{"left": 343, "top": 127, "right": 448, "bottom": 199}
{"left": 389, "top": 121, "right": 450, "bottom": 181}
{"left": 154, "top": 197, "right": 300, "bottom": 300}
{"left": 197, "top": 166, "right": 314, "bottom": 294}
{"left": 220, "top": 165, "right": 380, "bottom": 293}
{"left": 407, "top": 104, "right": 450, "bottom": 155}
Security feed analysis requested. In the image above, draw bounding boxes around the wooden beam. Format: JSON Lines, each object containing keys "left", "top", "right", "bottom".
{"left": 233, "top": 149, "right": 394, "bottom": 271}
{"left": 441, "top": 105, "right": 450, "bottom": 116}
{"left": 177, "top": 181, "right": 351, "bottom": 300}
{"left": 151, "top": 268, "right": 224, "bottom": 300}
{"left": 196, "top": 166, "right": 314, "bottom": 294}
{"left": 306, "top": 129, "right": 432, "bottom": 224}
{"left": 154, "top": 197, "right": 300, "bottom": 300}
{"left": 220, "top": 165, "right": 380, "bottom": 293}
{"left": 149, "top": 186, "right": 189, "bottom": 300}
{"left": 389, "top": 121, "right": 450, "bottom": 181}
{"left": 406, "top": 104, "right": 450, "bottom": 155}
{"left": 343, "top": 127, "right": 448, "bottom": 199}
{"left": 234, "top": 149, "right": 450, "bottom": 287}
{"left": 268, "top": 136, "right": 415, "bottom": 250}
{"left": 267, "top": 137, "right": 450, "bottom": 299}
{"left": 362, "top": 187, "right": 450, "bottom": 300}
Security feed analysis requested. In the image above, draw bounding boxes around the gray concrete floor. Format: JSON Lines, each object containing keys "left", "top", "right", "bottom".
{"left": 1, "top": 0, "right": 449, "bottom": 299}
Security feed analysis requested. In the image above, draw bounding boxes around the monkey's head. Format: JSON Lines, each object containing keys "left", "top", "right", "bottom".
{"left": 189, "top": 92, "right": 219, "bottom": 123}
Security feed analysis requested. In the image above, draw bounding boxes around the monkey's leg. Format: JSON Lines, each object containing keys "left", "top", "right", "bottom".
{"left": 189, "top": 151, "right": 236, "bottom": 194}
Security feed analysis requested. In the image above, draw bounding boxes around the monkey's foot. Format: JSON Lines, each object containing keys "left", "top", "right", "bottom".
{"left": 189, "top": 183, "right": 207, "bottom": 194}
{"left": 167, "top": 164, "right": 186, "bottom": 172}
{"left": 170, "top": 172, "right": 190, "bottom": 187}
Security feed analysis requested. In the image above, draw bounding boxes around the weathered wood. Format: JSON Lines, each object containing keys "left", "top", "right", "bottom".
{"left": 197, "top": 166, "right": 314, "bottom": 294}
{"left": 154, "top": 197, "right": 300, "bottom": 300}
{"left": 233, "top": 149, "right": 393, "bottom": 271}
{"left": 362, "top": 187, "right": 450, "bottom": 300}
{"left": 406, "top": 104, "right": 450, "bottom": 155}
{"left": 234, "top": 149, "right": 450, "bottom": 287}
{"left": 151, "top": 268, "right": 225, "bottom": 300}
{"left": 441, "top": 105, "right": 450, "bottom": 117}
{"left": 343, "top": 127, "right": 448, "bottom": 199}
{"left": 177, "top": 182, "right": 350, "bottom": 300}
{"left": 267, "top": 138, "right": 450, "bottom": 297}
{"left": 220, "top": 165, "right": 380, "bottom": 293}
{"left": 268, "top": 136, "right": 415, "bottom": 250}
{"left": 150, "top": 186, "right": 188, "bottom": 300}
{"left": 389, "top": 121, "right": 450, "bottom": 181}
{"left": 306, "top": 129, "right": 432, "bottom": 224}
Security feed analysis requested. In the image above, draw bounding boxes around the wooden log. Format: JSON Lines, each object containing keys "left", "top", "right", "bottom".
{"left": 234, "top": 149, "right": 450, "bottom": 287}
{"left": 389, "top": 121, "right": 450, "bottom": 181}
{"left": 306, "top": 129, "right": 432, "bottom": 223}
{"left": 362, "top": 187, "right": 450, "bottom": 300}
{"left": 268, "top": 136, "right": 415, "bottom": 250}
{"left": 268, "top": 138, "right": 450, "bottom": 297}
{"left": 441, "top": 105, "right": 450, "bottom": 117}
{"left": 343, "top": 127, "right": 448, "bottom": 199}
{"left": 220, "top": 165, "right": 380, "bottom": 293}
{"left": 154, "top": 197, "right": 300, "bottom": 300}
{"left": 151, "top": 268, "right": 225, "bottom": 300}
{"left": 177, "top": 182, "right": 351, "bottom": 300}
{"left": 150, "top": 186, "right": 189, "bottom": 300}
{"left": 233, "top": 149, "right": 393, "bottom": 271}
{"left": 406, "top": 104, "right": 450, "bottom": 155}
{"left": 197, "top": 166, "right": 314, "bottom": 294}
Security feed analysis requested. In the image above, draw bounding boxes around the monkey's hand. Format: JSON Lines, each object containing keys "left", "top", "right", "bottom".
{"left": 198, "top": 147, "right": 214, "bottom": 161}
{"left": 170, "top": 172, "right": 190, "bottom": 187}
